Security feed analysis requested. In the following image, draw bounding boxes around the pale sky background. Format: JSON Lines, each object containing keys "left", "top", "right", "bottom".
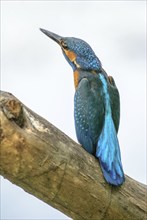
{"left": 1, "top": 1, "right": 146, "bottom": 220}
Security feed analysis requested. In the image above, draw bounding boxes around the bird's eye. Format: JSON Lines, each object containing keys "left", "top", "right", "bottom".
{"left": 61, "top": 40, "right": 68, "bottom": 49}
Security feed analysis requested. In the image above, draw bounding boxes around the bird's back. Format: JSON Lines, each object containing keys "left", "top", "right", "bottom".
{"left": 74, "top": 69, "right": 124, "bottom": 185}
{"left": 74, "top": 70, "right": 105, "bottom": 154}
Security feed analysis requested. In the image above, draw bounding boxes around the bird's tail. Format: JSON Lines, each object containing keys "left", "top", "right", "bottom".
{"left": 96, "top": 114, "right": 125, "bottom": 186}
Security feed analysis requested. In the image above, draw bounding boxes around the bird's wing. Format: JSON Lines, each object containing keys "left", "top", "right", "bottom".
{"left": 108, "top": 76, "right": 120, "bottom": 133}
{"left": 96, "top": 73, "right": 125, "bottom": 185}
{"left": 74, "top": 76, "right": 105, "bottom": 154}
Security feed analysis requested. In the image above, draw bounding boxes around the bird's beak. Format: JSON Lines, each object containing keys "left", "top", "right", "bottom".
{"left": 40, "top": 28, "right": 62, "bottom": 45}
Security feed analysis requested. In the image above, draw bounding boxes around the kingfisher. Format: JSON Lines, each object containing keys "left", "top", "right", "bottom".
{"left": 40, "top": 28, "right": 125, "bottom": 186}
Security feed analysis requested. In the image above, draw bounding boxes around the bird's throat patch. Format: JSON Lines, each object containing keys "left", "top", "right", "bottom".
{"left": 73, "top": 70, "right": 79, "bottom": 89}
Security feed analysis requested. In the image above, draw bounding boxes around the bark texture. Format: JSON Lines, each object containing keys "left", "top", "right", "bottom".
{"left": 0, "top": 91, "right": 147, "bottom": 220}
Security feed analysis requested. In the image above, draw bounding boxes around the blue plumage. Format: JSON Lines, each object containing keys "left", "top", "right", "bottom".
{"left": 40, "top": 28, "right": 125, "bottom": 186}
{"left": 96, "top": 74, "right": 125, "bottom": 185}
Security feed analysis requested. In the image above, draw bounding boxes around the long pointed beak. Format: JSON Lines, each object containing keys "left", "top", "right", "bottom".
{"left": 40, "top": 28, "right": 62, "bottom": 45}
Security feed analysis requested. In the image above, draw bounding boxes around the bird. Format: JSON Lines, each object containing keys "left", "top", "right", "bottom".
{"left": 40, "top": 28, "right": 125, "bottom": 186}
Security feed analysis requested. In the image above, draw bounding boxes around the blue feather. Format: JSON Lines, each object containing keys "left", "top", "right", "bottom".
{"left": 96, "top": 114, "right": 124, "bottom": 185}
{"left": 96, "top": 74, "right": 125, "bottom": 186}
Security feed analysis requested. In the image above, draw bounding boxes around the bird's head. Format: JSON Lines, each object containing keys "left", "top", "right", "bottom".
{"left": 40, "top": 28, "right": 101, "bottom": 72}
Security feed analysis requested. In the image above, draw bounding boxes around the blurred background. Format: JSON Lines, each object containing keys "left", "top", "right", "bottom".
{"left": 1, "top": 1, "right": 146, "bottom": 219}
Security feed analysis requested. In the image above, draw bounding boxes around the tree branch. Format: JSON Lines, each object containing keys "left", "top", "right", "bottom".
{"left": 0, "top": 91, "right": 146, "bottom": 220}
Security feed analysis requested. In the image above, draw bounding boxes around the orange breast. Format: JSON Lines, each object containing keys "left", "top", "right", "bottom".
{"left": 74, "top": 70, "right": 79, "bottom": 89}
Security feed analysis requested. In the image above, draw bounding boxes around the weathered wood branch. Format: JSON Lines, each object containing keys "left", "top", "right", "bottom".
{"left": 0, "top": 91, "right": 146, "bottom": 220}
